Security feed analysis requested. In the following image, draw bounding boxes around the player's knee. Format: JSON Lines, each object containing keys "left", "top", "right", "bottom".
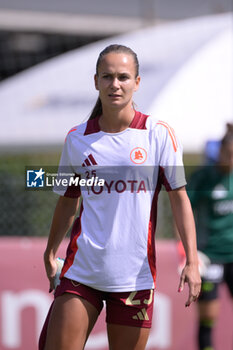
{"left": 198, "top": 300, "right": 219, "bottom": 321}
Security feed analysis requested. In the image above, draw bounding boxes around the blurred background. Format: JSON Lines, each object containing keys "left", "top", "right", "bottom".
{"left": 0, "top": 1, "right": 233, "bottom": 349}
{"left": 0, "top": 0, "right": 232, "bottom": 237}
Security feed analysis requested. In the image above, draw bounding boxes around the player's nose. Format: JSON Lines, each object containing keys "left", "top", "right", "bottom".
{"left": 111, "top": 77, "right": 120, "bottom": 89}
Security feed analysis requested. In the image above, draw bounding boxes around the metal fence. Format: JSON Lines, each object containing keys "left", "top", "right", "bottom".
{"left": 0, "top": 151, "right": 59, "bottom": 236}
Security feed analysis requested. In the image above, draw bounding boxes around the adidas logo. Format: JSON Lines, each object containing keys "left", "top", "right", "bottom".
{"left": 82, "top": 154, "right": 97, "bottom": 167}
{"left": 132, "top": 308, "right": 149, "bottom": 321}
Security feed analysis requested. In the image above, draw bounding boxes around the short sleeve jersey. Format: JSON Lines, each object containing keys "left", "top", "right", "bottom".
{"left": 187, "top": 165, "right": 233, "bottom": 264}
{"left": 54, "top": 111, "right": 186, "bottom": 292}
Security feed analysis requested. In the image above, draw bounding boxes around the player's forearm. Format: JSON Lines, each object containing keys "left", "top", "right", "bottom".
{"left": 44, "top": 196, "right": 79, "bottom": 261}
{"left": 168, "top": 187, "right": 199, "bottom": 266}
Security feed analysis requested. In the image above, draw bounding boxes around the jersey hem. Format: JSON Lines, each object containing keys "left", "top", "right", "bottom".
{"left": 64, "top": 275, "right": 155, "bottom": 292}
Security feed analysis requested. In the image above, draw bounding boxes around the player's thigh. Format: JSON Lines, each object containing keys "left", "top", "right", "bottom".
{"left": 106, "top": 289, "right": 154, "bottom": 350}
{"left": 44, "top": 293, "right": 99, "bottom": 350}
{"left": 107, "top": 324, "right": 150, "bottom": 350}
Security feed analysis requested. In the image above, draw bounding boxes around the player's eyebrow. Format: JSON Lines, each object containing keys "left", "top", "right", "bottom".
{"left": 101, "top": 71, "right": 130, "bottom": 75}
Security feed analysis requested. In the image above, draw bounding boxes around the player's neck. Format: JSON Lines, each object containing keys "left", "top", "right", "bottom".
{"left": 99, "top": 105, "right": 135, "bottom": 133}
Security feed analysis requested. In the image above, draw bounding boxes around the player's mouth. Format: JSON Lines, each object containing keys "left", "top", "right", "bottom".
{"left": 108, "top": 94, "right": 121, "bottom": 98}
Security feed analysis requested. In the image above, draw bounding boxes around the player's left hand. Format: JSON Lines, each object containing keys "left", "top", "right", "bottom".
{"left": 178, "top": 263, "right": 202, "bottom": 307}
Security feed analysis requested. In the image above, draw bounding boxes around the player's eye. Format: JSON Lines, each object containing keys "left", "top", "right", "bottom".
{"left": 102, "top": 74, "right": 112, "bottom": 79}
{"left": 119, "top": 74, "right": 129, "bottom": 81}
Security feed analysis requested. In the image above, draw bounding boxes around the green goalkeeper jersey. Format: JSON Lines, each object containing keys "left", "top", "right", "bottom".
{"left": 187, "top": 165, "right": 233, "bottom": 263}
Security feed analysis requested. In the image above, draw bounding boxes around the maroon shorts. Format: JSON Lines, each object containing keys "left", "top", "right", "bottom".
{"left": 39, "top": 278, "right": 154, "bottom": 349}
{"left": 55, "top": 278, "right": 154, "bottom": 328}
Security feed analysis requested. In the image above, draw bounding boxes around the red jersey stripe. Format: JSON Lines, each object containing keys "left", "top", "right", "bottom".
{"left": 147, "top": 166, "right": 172, "bottom": 284}
{"left": 64, "top": 173, "right": 81, "bottom": 198}
{"left": 147, "top": 179, "right": 160, "bottom": 285}
{"left": 60, "top": 203, "right": 83, "bottom": 278}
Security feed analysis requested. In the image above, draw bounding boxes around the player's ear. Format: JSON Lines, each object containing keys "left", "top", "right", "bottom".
{"left": 134, "top": 75, "right": 140, "bottom": 92}
{"left": 94, "top": 74, "right": 99, "bottom": 91}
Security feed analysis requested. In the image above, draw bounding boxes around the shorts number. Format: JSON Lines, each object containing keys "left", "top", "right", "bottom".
{"left": 144, "top": 289, "right": 153, "bottom": 305}
{"left": 125, "top": 291, "right": 141, "bottom": 305}
{"left": 125, "top": 289, "right": 153, "bottom": 306}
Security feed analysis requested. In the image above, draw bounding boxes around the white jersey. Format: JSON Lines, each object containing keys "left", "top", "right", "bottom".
{"left": 54, "top": 111, "right": 186, "bottom": 292}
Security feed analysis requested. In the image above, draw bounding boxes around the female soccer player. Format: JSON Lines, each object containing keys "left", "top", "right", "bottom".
{"left": 39, "top": 44, "right": 201, "bottom": 350}
{"left": 188, "top": 124, "right": 233, "bottom": 350}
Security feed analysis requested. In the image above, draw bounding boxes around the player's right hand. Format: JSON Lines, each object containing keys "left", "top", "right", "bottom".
{"left": 43, "top": 253, "right": 58, "bottom": 293}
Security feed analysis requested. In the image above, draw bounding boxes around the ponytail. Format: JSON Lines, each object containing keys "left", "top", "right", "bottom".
{"left": 89, "top": 97, "right": 102, "bottom": 120}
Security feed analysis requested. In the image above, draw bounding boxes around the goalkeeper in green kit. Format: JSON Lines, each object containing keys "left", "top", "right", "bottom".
{"left": 187, "top": 123, "right": 233, "bottom": 350}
